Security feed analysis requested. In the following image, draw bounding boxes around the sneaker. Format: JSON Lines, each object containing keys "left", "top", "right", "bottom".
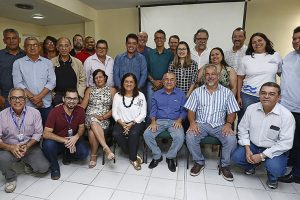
{"left": 220, "top": 166, "right": 234, "bottom": 181}
{"left": 190, "top": 163, "right": 205, "bottom": 176}
{"left": 244, "top": 167, "right": 255, "bottom": 175}
{"left": 266, "top": 180, "right": 278, "bottom": 189}
{"left": 5, "top": 180, "right": 16, "bottom": 193}
{"left": 24, "top": 163, "right": 33, "bottom": 174}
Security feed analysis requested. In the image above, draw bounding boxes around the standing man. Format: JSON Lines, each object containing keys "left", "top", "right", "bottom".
{"left": 224, "top": 27, "right": 247, "bottom": 72}
{"left": 70, "top": 34, "right": 84, "bottom": 57}
{"left": 84, "top": 39, "right": 114, "bottom": 87}
{"left": 113, "top": 33, "right": 147, "bottom": 89}
{"left": 278, "top": 26, "right": 300, "bottom": 184}
{"left": 51, "top": 37, "right": 86, "bottom": 106}
{"left": 75, "top": 36, "right": 95, "bottom": 63}
{"left": 137, "top": 31, "right": 151, "bottom": 57}
{"left": 168, "top": 35, "right": 180, "bottom": 54}
{"left": 232, "top": 82, "right": 295, "bottom": 189}
{"left": 144, "top": 72, "right": 186, "bottom": 172}
{"left": 0, "top": 28, "right": 26, "bottom": 107}
{"left": 191, "top": 28, "right": 210, "bottom": 69}
{"left": 12, "top": 37, "right": 56, "bottom": 125}
{"left": 42, "top": 89, "right": 88, "bottom": 180}
{"left": 0, "top": 88, "right": 50, "bottom": 193}
{"left": 185, "top": 64, "right": 239, "bottom": 181}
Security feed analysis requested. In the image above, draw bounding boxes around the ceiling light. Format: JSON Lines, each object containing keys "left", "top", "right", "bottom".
{"left": 32, "top": 14, "right": 45, "bottom": 19}
{"left": 15, "top": 3, "right": 34, "bottom": 10}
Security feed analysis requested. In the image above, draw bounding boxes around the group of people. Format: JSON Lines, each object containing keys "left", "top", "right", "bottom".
{"left": 0, "top": 25, "right": 299, "bottom": 193}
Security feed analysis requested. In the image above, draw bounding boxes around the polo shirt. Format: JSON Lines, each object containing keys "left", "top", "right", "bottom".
{"left": 75, "top": 49, "right": 95, "bottom": 63}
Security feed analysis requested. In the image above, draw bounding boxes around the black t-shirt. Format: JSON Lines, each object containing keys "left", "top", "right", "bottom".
{"left": 54, "top": 57, "right": 77, "bottom": 92}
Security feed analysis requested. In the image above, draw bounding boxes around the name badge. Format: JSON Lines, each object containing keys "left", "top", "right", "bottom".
{"left": 17, "top": 134, "right": 24, "bottom": 142}
{"left": 67, "top": 129, "right": 73, "bottom": 137}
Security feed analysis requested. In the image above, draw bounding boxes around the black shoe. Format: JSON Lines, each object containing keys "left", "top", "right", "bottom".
{"left": 51, "top": 170, "right": 60, "bottom": 180}
{"left": 148, "top": 156, "right": 163, "bottom": 169}
{"left": 62, "top": 156, "right": 71, "bottom": 165}
{"left": 278, "top": 172, "right": 300, "bottom": 184}
{"left": 166, "top": 158, "right": 176, "bottom": 172}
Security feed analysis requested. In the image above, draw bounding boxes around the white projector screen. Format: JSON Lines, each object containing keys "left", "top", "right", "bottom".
{"left": 140, "top": 2, "right": 246, "bottom": 51}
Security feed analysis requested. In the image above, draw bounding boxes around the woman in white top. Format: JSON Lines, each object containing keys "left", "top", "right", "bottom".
{"left": 112, "top": 73, "right": 146, "bottom": 170}
{"left": 237, "top": 32, "right": 282, "bottom": 122}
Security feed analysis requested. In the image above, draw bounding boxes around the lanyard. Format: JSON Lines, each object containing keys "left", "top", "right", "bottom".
{"left": 10, "top": 107, "right": 26, "bottom": 134}
{"left": 64, "top": 113, "right": 73, "bottom": 129}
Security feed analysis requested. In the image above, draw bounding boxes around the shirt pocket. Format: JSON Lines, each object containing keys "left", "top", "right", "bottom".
{"left": 266, "top": 129, "right": 279, "bottom": 140}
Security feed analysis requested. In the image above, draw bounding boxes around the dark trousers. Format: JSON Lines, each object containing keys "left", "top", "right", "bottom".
{"left": 37, "top": 106, "right": 52, "bottom": 127}
{"left": 288, "top": 112, "right": 300, "bottom": 176}
{"left": 112, "top": 122, "right": 145, "bottom": 161}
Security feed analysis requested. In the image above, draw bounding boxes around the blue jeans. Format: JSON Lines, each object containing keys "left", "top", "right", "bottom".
{"left": 42, "top": 139, "right": 89, "bottom": 172}
{"left": 231, "top": 143, "right": 287, "bottom": 182}
{"left": 143, "top": 119, "right": 185, "bottom": 160}
{"left": 37, "top": 106, "right": 52, "bottom": 127}
{"left": 146, "top": 81, "right": 155, "bottom": 116}
{"left": 186, "top": 123, "right": 237, "bottom": 167}
{"left": 237, "top": 92, "right": 259, "bottom": 125}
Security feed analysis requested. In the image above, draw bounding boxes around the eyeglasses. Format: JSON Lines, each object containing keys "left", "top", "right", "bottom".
{"left": 259, "top": 92, "right": 277, "bottom": 97}
{"left": 10, "top": 96, "right": 26, "bottom": 102}
{"left": 195, "top": 37, "right": 208, "bottom": 41}
{"left": 58, "top": 44, "right": 70, "bottom": 49}
{"left": 25, "top": 44, "right": 39, "bottom": 48}
{"left": 178, "top": 48, "right": 187, "bottom": 51}
{"left": 65, "top": 97, "right": 79, "bottom": 102}
{"left": 46, "top": 41, "right": 54, "bottom": 45}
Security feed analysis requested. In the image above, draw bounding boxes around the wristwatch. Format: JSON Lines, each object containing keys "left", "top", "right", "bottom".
{"left": 260, "top": 153, "right": 265, "bottom": 161}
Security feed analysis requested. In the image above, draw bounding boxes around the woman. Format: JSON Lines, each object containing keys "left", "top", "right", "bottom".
{"left": 237, "top": 32, "right": 282, "bottom": 121}
{"left": 43, "top": 36, "right": 58, "bottom": 59}
{"left": 168, "top": 41, "right": 198, "bottom": 97}
{"left": 80, "top": 69, "right": 116, "bottom": 168}
{"left": 112, "top": 73, "right": 146, "bottom": 170}
{"left": 197, "top": 47, "right": 237, "bottom": 96}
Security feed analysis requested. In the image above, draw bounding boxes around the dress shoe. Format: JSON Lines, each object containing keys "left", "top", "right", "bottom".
{"left": 278, "top": 172, "right": 300, "bottom": 184}
{"left": 219, "top": 165, "right": 234, "bottom": 181}
{"left": 166, "top": 158, "right": 176, "bottom": 172}
{"left": 190, "top": 163, "right": 204, "bottom": 176}
{"left": 51, "top": 170, "right": 61, "bottom": 180}
{"left": 148, "top": 156, "right": 163, "bottom": 169}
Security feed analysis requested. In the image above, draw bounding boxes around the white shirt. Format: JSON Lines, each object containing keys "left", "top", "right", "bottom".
{"left": 237, "top": 52, "right": 282, "bottom": 97}
{"left": 191, "top": 47, "right": 210, "bottom": 69}
{"left": 84, "top": 54, "right": 114, "bottom": 87}
{"left": 280, "top": 51, "right": 300, "bottom": 113}
{"left": 224, "top": 45, "right": 247, "bottom": 72}
{"left": 238, "top": 102, "right": 295, "bottom": 159}
{"left": 112, "top": 92, "right": 146, "bottom": 123}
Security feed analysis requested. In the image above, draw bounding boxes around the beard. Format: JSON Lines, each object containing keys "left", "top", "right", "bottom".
{"left": 74, "top": 43, "right": 83, "bottom": 50}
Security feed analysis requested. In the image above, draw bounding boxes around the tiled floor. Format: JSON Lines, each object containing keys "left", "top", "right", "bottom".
{"left": 1, "top": 145, "right": 300, "bottom": 200}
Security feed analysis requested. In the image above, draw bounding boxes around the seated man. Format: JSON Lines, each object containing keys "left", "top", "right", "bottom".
{"left": 42, "top": 89, "right": 89, "bottom": 180}
{"left": 185, "top": 64, "right": 239, "bottom": 181}
{"left": 231, "top": 82, "right": 295, "bottom": 189}
{"left": 144, "top": 72, "right": 186, "bottom": 172}
{"left": 0, "top": 88, "right": 49, "bottom": 193}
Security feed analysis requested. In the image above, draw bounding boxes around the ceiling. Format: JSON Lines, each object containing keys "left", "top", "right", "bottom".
{"left": 0, "top": 0, "right": 244, "bottom": 26}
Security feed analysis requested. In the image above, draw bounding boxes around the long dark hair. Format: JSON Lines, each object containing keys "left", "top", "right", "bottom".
{"left": 209, "top": 47, "right": 229, "bottom": 67}
{"left": 119, "top": 73, "right": 139, "bottom": 98}
{"left": 246, "top": 32, "right": 275, "bottom": 56}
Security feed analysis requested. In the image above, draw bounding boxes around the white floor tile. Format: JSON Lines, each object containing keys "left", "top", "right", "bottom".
{"left": 143, "top": 195, "right": 173, "bottom": 200}
{"left": 293, "top": 183, "right": 300, "bottom": 194}
{"left": 150, "top": 162, "right": 178, "bottom": 180}
{"left": 236, "top": 188, "right": 271, "bottom": 200}
{"left": 126, "top": 164, "right": 152, "bottom": 177}
{"left": 44, "top": 165, "right": 78, "bottom": 181}
{"left": 102, "top": 158, "right": 130, "bottom": 173}
{"left": 268, "top": 191, "right": 300, "bottom": 200}
{"left": 145, "top": 177, "right": 177, "bottom": 198}
{"left": 15, "top": 194, "right": 46, "bottom": 200}
{"left": 91, "top": 170, "right": 123, "bottom": 189}
{"left": 48, "top": 182, "right": 87, "bottom": 200}
{"left": 204, "top": 169, "right": 234, "bottom": 187}
{"left": 0, "top": 174, "right": 5, "bottom": 189}
{"left": 175, "top": 181, "right": 207, "bottom": 200}
{"left": 0, "top": 190, "right": 18, "bottom": 199}
{"left": 117, "top": 174, "right": 149, "bottom": 193}
{"left": 110, "top": 190, "right": 143, "bottom": 200}
{"left": 78, "top": 186, "right": 113, "bottom": 200}
{"left": 259, "top": 174, "right": 298, "bottom": 193}
{"left": 206, "top": 184, "right": 239, "bottom": 200}
{"left": 66, "top": 167, "right": 100, "bottom": 184}
{"left": 22, "top": 178, "right": 62, "bottom": 198}
{"left": 1, "top": 174, "right": 39, "bottom": 194}
{"left": 233, "top": 172, "right": 265, "bottom": 190}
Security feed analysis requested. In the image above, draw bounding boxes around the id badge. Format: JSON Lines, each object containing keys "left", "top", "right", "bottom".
{"left": 67, "top": 129, "right": 73, "bottom": 137}
{"left": 17, "top": 133, "right": 24, "bottom": 142}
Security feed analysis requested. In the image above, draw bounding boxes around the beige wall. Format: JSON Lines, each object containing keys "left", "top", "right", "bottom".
{"left": 43, "top": 23, "right": 85, "bottom": 41}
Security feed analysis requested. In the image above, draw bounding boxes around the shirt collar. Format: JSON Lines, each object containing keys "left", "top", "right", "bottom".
{"left": 10, "top": 106, "right": 27, "bottom": 116}
{"left": 257, "top": 102, "right": 280, "bottom": 115}
{"left": 25, "top": 55, "right": 42, "bottom": 62}
{"left": 58, "top": 55, "right": 72, "bottom": 64}
{"left": 161, "top": 87, "right": 177, "bottom": 95}
{"left": 59, "top": 104, "right": 78, "bottom": 115}
{"left": 4, "top": 47, "right": 25, "bottom": 55}
{"left": 154, "top": 48, "right": 167, "bottom": 54}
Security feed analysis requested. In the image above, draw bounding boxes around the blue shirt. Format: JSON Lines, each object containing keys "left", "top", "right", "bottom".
{"left": 0, "top": 48, "right": 26, "bottom": 97}
{"left": 12, "top": 55, "right": 56, "bottom": 108}
{"left": 150, "top": 87, "right": 187, "bottom": 120}
{"left": 113, "top": 52, "right": 147, "bottom": 88}
{"left": 184, "top": 84, "right": 239, "bottom": 128}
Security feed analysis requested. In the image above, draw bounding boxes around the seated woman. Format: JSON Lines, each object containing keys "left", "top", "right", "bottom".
{"left": 80, "top": 69, "right": 116, "bottom": 168}
{"left": 112, "top": 73, "right": 146, "bottom": 170}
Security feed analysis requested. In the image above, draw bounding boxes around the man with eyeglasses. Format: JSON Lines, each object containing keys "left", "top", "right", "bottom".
{"left": 84, "top": 39, "right": 114, "bottom": 87}
{"left": 232, "top": 82, "right": 295, "bottom": 189}
{"left": 0, "top": 88, "right": 50, "bottom": 193}
{"left": 12, "top": 36, "right": 56, "bottom": 126}
{"left": 51, "top": 37, "right": 86, "bottom": 106}
{"left": 191, "top": 28, "right": 210, "bottom": 69}
{"left": 42, "top": 89, "right": 88, "bottom": 180}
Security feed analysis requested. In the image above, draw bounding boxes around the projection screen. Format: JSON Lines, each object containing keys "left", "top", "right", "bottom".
{"left": 140, "top": 1, "right": 246, "bottom": 51}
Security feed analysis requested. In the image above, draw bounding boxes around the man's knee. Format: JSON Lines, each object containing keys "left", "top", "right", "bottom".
{"left": 0, "top": 151, "right": 14, "bottom": 168}
{"left": 33, "top": 161, "right": 50, "bottom": 174}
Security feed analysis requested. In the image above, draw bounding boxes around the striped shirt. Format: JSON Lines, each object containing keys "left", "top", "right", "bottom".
{"left": 184, "top": 84, "right": 239, "bottom": 128}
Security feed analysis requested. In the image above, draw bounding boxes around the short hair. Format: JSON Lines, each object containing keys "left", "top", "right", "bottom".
{"left": 168, "top": 35, "right": 180, "bottom": 43}
{"left": 203, "top": 64, "right": 218, "bottom": 73}
{"left": 8, "top": 87, "right": 26, "bottom": 99}
{"left": 260, "top": 82, "right": 281, "bottom": 95}
{"left": 3, "top": 28, "right": 19, "bottom": 38}
{"left": 64, "top": 88, "right": 79, "bottom": 97}
{"left": 93, "top": 69, "right": 108, "bottom": 84}
{"left": 72, "top": 34, "right": 83, "bottom": 43}
{"left": 84, "top": 36, "right": 94, "bottom": 43}
{"left": 24, "top": 36, "right": 39, "bottom": 45}
{"left": 96, "top": 39, "right": 108, "bottom": 48}
{"left": 163, "top": 72, "right": 176, "bottom": 80}
{"left": 154, "top": 29, "right": 166, "bottom": 38}
{"left": 232, "top": 27, "right": 246, "bottom": 38}
{"left": 126, "top": 33, "right": 138, "bottom": 43}
{"left": 120, "top": 73, "right": 139, "bottom": 98}
{"left": 193, "top": 28, "right": 209, "bottom": 43}
{"left": 246, "top": 32, "right": 275, "bottom": 56}
{"left": 57, "top": 37, "right": 71, "bottom": 46}
{"left": 293, "top": 26, "right": 300, "bottom": 35}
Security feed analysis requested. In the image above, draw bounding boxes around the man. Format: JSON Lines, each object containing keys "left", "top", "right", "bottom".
{"left": 168, "top": 35, "right": 180, "bottom": 54}
{"left": 75, "top": 36, "right": 95, "bottom": 63}
{"left": 12, "top": 36, "right": 56, "bottom": 125}
{"left": 232, "top": 82, "right": 295, "bottom": 189}
{"left": 0, "top": 28, "right": 26, "bottom": 107}
{"left": 42, "top": 89, "right": 88, "bottom": 180}
{"left": 84, "top": 39, "right": 114, "bottom": 87}
{"left": 185, "top": 64, "right": 239, "bottom": 181}
{"left": 0, "top": 88, "right": 50, "bottom": 193}
{"left": 144, "top": 72, "right": 186, "bottom": 172}
{"left": 113, "top": 33, "right": 147, "bottom": 89}
{"left": 70, "top": 34, "right": 84, "bottom": 57}
{"left": 278, "top": 26, "right": 300, "bottom": 184}
{"left": 224, "top": 27, "right": 247, "bottom": 72}
{"left": 137, "top": 31, "right": 151, "bottom": 56}
{"left": 191, "top": 28, "right": 210, "bottom": 69}
{"left": 51, "top": 37, "right": 86, "bottom": 106}
{"left": 146, "top": 29, "right": 174, "bottom": 114}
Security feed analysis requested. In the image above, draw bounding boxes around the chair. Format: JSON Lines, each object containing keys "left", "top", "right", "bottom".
{"left": 186, "top": 135, "right": 222, "bottom": 175}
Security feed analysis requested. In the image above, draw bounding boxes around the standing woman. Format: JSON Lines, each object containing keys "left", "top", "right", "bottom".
{"left": 80, "top": 69, "right": 116, "bottom": 168}
{"left": 237, "top": 32, "right": 282, "bottom": 121}
{"left": 168, "top": 41, "right": 198, "bottom": 97}
{"left": 43, "top": 36, "right": 58, "bottom": 59}
{"left": 112, "top": 73, "right": 146, "bottom": 170}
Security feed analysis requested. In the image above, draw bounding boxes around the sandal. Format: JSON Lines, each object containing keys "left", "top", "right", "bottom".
{"left": 130, "top": 160, "right": 141, "bottom": 171}
{"left": 103, "top": 146, "right": 115, "bottom": 160}
{"left": 89, "top": 155, "right": 97, "bottom": 168}
{"left": 5, "top": 180, "right": 16, "bottom": 193}
{"left": 137, "top": 155, "right": 143, "bottom": 164}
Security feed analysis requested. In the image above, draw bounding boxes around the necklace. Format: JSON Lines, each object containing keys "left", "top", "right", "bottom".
{"left": 122, "top": 95, "right": 135, "bottom": 108}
